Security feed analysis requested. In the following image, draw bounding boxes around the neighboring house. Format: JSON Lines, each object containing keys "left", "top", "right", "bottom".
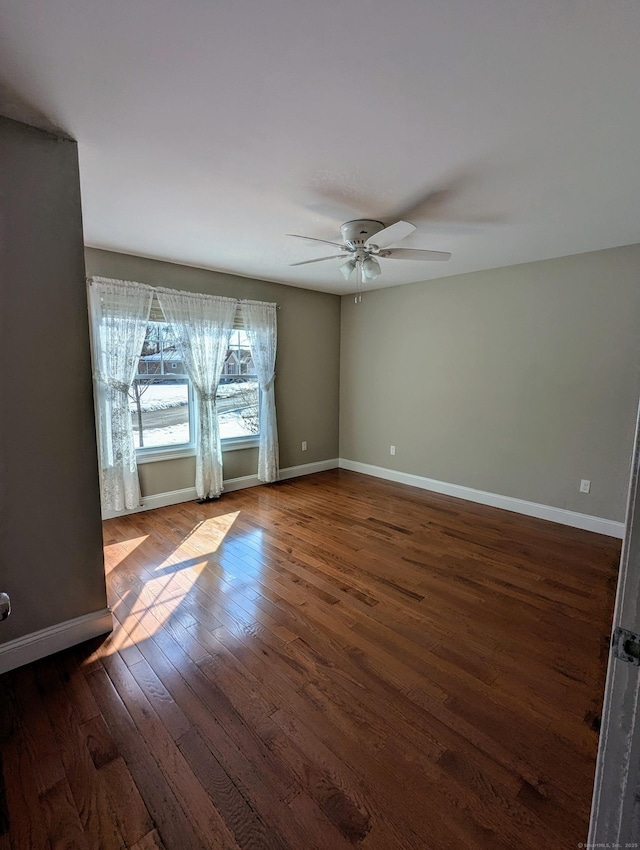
{"left": 221, "top": 348, "right": 254, "bottom": 378}
{"left": 138, "top": 348, "right": 186, "bottom": 375}
{"left": 137, "top": 344, "right": 253, "bottom": 378}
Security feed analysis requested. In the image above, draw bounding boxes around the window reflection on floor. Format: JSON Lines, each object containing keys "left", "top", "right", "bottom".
{"left": 103, "top": 510, "right": 243, "bottom": 654}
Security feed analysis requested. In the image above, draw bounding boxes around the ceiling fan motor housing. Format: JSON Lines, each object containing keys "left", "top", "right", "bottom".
{"left": 340, "top": 219, "right": 385, "bottom": 250}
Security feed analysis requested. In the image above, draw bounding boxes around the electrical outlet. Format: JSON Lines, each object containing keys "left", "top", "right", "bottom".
{"left": 390, "top": 445, "right": 396, "bottom": 456}
{"left": 301, "top": 441, "right": 307, "bottom": 451}
{"left": 580, "top": 479, "right": 591, "bottom": 493}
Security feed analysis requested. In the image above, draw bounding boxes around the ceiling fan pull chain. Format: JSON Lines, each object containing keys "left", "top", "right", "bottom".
{"left": 355, "top": 261, "right": 363, "bottom": 304}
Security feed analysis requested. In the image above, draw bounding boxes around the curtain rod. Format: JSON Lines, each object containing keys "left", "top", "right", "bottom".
{"left": 87, "top": 276, "right": 279, "bottom": 309}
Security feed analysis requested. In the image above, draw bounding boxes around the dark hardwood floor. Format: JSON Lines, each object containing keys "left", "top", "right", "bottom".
{"left": 0, "top": 469, "right": 620, "bottom": 849}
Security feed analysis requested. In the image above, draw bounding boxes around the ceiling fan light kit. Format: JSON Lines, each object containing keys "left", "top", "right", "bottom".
{"left": 361, "top": 256, "right": 381, "bottom": 280}
{"left": 288, "top": 218, "right": 451, "bottom": 297}
{"left": 339, "top": 258, "right": 357, "bottom": 280}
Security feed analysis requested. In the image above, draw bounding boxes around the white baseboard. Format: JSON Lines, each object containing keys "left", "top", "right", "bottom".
{"left": 102, "top": 486, "right": 198, "bottom": 519}
{"left": 339, "top": 458, "right": 625, "bottom": 539}
{"left": 0, "top": 607, "right": 113, "bottom": 675}
{"left": 101, "top": 457, "right": 624, "bottom": 538}
{"left": 217, "top": 458, "right": 340, "bottom": 492}
{"left": 278, "top": 458, "right": 340, "bottom": 480}
{"left": 223, "top": 474, "right": 261, "bottom": 493}
{"left": 102, "top": 458, "right": 341, "bottom": 519}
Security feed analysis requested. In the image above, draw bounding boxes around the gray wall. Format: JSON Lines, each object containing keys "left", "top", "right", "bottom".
{"left": 340, "top": 245, "right": 640, "bottom": 521}
{"left": 85, "top": 248, "right": 341, "bottom": 497}
{"left": 0, "top": 117, "right": 107, "bottom": 644}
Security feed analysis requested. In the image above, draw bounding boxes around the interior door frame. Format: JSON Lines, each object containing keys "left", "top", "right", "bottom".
{"left": 589, "top": 397, "right": 640, "bottom": 843}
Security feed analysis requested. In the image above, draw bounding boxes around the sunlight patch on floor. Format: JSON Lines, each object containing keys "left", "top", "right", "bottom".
{"left": 103, "top": 512, "right": 241, "bottom": 654}
{"left": 188, "top": 510, "right": 240, "bottom": 550}
{"left": 107, "top": 558, "right": 209, "bottom": 654}
{"left": 103, "top": 535, "right": 148, "bottom": 574}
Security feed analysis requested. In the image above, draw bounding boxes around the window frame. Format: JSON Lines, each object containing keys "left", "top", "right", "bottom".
{"left": 134, "top": 314, "right": 260, "bottom": 464}
{"left": 217, "top": 327, "right": 261, "bottom": 451}
{"left": 133, "top": 374, "right": 197, "bottom": 464}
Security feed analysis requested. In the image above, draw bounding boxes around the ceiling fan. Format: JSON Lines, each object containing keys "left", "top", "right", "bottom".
{"left": 287, "top": 219, "right": 451, "bottom": 291}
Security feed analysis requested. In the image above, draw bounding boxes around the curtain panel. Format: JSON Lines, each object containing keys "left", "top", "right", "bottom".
{"left": 87, "top": 278, "right": 153, "bottom": 511}
{"left": 241, "top": 301, "right": 279, "bottom": 482}
{"left": 157, "top": 289, "right": 237, "bottom": 499}
{"left": 88, "top": 276, "right": 279, "bottom": 509}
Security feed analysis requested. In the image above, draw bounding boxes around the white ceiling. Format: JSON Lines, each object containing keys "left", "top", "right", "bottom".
{"left": 1, "top": 0, "right": 639, "bottom": 294}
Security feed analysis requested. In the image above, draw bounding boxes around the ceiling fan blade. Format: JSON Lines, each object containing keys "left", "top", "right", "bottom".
{"left": 287, "top": 234, "right": 345, "bottom": 249}
{"left": 365, "top": 220, "right": 416, "bottom": 249}
{"left": 383, "top": 248, "right": 451, "bottom": 261}
{"left": 289, "top": 254, "right": 346, "bottom": 267}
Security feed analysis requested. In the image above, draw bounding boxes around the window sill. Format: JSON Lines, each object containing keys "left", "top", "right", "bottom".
{"left": 222, "top": 437, "right": 260, "bottom": 453}
{"left": 136, "top": 446, "right": 196, "bottom": 464}
{"left": 136, "top": 437, "right": 259, "bottom": 464}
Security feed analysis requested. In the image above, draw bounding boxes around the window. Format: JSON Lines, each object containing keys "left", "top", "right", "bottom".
{"left": 131, "top": 322, "right": 259, "bottom": 456}
{"left": 130, "top": 322, "right": 193, "bottom": 451}
{"left": 219, "top": 329, "right": 260, "bottom": 441}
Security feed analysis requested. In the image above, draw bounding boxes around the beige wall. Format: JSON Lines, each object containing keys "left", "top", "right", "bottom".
{"left": 85, "top": 248, "right": 341, "bottom": 497}
{"left": 0, "top": 117, "right": 107, "bottom": 643}
{"left": 340, "top": 245, "right": 640, "bottom": 521}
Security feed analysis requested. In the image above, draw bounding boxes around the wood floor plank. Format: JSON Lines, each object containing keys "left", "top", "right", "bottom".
{"left": 55, "top": 650, "right": 102, "bottom": 724}
{"left": 80, "top": 713, "right": 120, "bottom": 771}
{"left": 108, "top": 609, "right": 324, "bottom": 850}
{"left": 1, "top": 677, "right": 53, "bottom": 850}
{"left": 0, "top": 470, "right": 619, "bottom": 849}
{"left": 34, "top": 660, "right": 125, "bottom": 850}
{"left": 127, "top": 657, "right": 193, "bottom": 742}
{"left": 86, "top": 665, "right": 208, "bottom": 850}
{"left": 39, "top": 778, "right": 90, "bottom": 850}
{"left": 0, "top": 755, "right": 9, "bottom": 844}
{"left": 10, "top": 665, "right": 66, "bottom": 795}
{"left": 131, "top": 829, "right": 166, "bottom": 850}
{"left": 99, "top": 650, "right": 242, "bottom": 850}
{"left": 178, "top": 727, "right": 292, "bottom": 850}
{"left": 106, "top": 573, "right": 302, "bottom": 806}
{"left": 98, "top": 758, "right": 155, "bottom": 848}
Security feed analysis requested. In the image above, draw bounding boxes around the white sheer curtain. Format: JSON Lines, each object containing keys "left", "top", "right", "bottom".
{"left": 158, "top": 289, "right": 236, "bottom": 499}
{"left": 88, "top": 278, "right": 153, "bottom": 511}
{"left": 242, "top": 301, "right": 279, "bottom": 482}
